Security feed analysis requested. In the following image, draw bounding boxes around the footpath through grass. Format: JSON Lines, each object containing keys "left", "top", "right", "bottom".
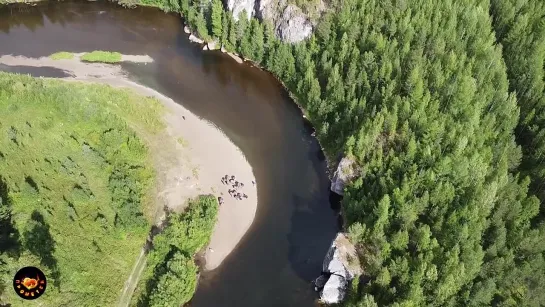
{"left": 0, "top": 72, "right": 165, "bottom": 306}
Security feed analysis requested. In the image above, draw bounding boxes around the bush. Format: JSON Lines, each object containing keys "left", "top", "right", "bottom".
{"left": 148, "top": 251, "right": 198, "bottom": 307}
{"left": 135, "top": 195, "right": 218, "bottom": 306}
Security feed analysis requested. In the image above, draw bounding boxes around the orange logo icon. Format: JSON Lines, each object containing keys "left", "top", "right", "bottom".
{"left": 13, "top": 267, "right": 47, "bottom": 300}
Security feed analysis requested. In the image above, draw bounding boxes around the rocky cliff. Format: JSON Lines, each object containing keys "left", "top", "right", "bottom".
{"left": 228, "top": 0, "right": 254, "bottom": 21}
{"left": 314, "top": 233, "right": 362, "bottom": 304}
{"left": 330, "top": 156, "right": 358, "bottom": 196}
{"left": 226, "top": 0, "right": 324, "bottom": 43}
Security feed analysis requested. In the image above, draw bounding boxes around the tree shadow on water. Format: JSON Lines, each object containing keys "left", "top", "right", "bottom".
{"left": 287, "top": 193, "right": 338, "bottom": 283}
{"left": 23, "top": 210, "right": 61, "bottom": 288}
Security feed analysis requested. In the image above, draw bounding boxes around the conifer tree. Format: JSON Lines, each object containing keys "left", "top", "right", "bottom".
{"left": 226, "top": 12, "right": 237, "bottom": 51}
{"left": 220, "top": 11, "right": 228, "bottom": 46}
{"left": 249, "top": 19, "right": 264, "bottom": 64}
{"left": 236, "top": 10, "right": 248, "bottom": 43}
{"left": 194, "top": 9, "right": 209, "bottom": 41}
{"left": 210, "top": 0, "right": 223, "bottom": 39}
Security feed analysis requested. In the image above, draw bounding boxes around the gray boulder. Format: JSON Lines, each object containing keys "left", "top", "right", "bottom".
{"left": 321, "top": 274, "right": 347, "bottom": 304}
{"left": 317, "top": 233, "right": 362, "bottom": 304}
{"left": 314, "top": 274, "right": 328, "bottom": 291}
{"left": 330, "top": 156, "right": 358, "bottom": 196}
{"left": 188, "top": 34, "right": 204, "bottom": 44}
{"left": 207, "top": 40, "right": 219, "bottom": 50}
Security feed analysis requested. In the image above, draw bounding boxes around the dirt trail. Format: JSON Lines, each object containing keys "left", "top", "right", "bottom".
{"left": 118, "top": 249, "right": 147, "bottom": 307}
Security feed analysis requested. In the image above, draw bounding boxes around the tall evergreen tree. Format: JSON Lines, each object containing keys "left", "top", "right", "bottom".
{"left": 180, "top": 0, "right": 189, "bottom": 16}
{"left": 194, "top": 9, "right": 209, "bottom": 41}
{"left": 226, "top": 12, "right": 237, "bottom": 52}
{"left": 249, "top": 19, "right": 264, "bottom": 64}
{"left": 236, "top": 10, "right": 248, "bottom": 43}
{"left": 210, "top": 0, "right": 223, "bottom": 39}
{"left": 220, "top": 11, "right": 228, "bottom": 47}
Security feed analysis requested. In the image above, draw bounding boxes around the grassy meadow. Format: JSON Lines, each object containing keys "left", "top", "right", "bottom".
{"left": 0, "top": 72, "right": 165, "bottom": 306}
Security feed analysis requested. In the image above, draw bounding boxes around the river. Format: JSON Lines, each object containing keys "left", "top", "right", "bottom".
{"left": 0, "top": 1, "right": 339, "bottom": 306}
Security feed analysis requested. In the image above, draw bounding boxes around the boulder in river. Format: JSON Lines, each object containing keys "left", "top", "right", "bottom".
{"left": 207, "top": 40, "right": 219, "bottom": 50}
{"left": 321, "top": 274, "right": 347, "bottom": 304}
{"left": 189, "top": 34, "right": 204, "bottom": 44}
{"left": 227, "top": 52, "right": 244, "bottom": 64}
{"left": 330, "top": 156, "right": 358, "bottom": 196}
{"left": 314, "top": 274, "right": 329, "bottom": 291}
{"left": 315, "top": 233, "right": 362, "bottom": 304}
{"left": 184, "top": 25, "right": 191, "bottom": 34}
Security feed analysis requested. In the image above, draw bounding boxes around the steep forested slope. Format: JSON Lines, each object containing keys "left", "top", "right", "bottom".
{"left": 302, "top": 0, "right": 545, "bottom": 305}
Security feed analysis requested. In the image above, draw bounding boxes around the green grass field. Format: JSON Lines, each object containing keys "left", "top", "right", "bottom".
{"left": 0, "top": 72, "right": 165, "bottom": 306}
{"left": 81, "top": 50, "right": 122, "bottom": 63}
{"left": 49, "top": 51, "right": 74, "bottom": 60}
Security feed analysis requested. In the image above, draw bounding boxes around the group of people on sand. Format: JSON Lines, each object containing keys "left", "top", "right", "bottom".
{"left": 222, "top": 175, "right": 249, "bottom": 200}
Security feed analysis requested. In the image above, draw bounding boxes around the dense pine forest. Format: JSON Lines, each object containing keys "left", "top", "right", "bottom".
{"left": 121, "top": 0, "right": 545, "bottom": 305}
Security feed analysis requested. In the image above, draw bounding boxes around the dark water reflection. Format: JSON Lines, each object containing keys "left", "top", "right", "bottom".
{"left": 0, "top": 1, "right": 338, "bottom": 306}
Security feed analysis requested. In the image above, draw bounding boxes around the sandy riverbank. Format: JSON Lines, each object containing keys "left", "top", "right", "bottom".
{"left": 0, "top": 54, "right": 257, "bottom": 271}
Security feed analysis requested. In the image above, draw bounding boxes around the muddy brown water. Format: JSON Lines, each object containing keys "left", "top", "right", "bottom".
{"left": 0, "top": 1, "right": 339, "bottom": 306}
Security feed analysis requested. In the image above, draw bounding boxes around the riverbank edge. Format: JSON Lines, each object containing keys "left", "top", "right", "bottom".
{"left": 176, "top": 10, "right": 341, "bottom": 176}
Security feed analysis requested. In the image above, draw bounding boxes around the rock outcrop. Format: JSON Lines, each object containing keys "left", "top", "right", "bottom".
{"left": 330, "top": 156, "right": 358, "bottom": 196}
{"left": 207, "top": 40, "right": 219, "bottom": 50}
{"left": 256, "top": 0, "right": 285, "bottom": 20}
{"left": 225, "top": 0, "right": 324, "bottom": 43}
{"left": 189, "top": 34, "right": 204, "bottom": 44}
{"left": 314, "top": 233, "right": 362, "bottom": 305}
{"left": 227, "top": 0, "right": 254, "bottom": 20}
{"left": 322, "top": 274, "right": 347, "bottom": 303}
{"left": 276, "top": 4, "right": 313, "bottom": 43}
